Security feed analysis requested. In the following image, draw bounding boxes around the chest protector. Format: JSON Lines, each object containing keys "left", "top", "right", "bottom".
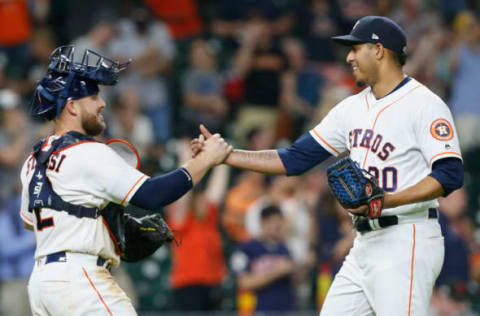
{"left": 28, "top": 131, "right": 127, "bottom": 256}
{"left": 28, "top": 131, "right": 174, "bottom": 262}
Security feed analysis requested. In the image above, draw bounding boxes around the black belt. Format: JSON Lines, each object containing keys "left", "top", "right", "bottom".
{"left": 45, "top": 251, "right": 112, "bottom": 271}
{"left": 355, "top": 208, "right": 438, "bottom": 233}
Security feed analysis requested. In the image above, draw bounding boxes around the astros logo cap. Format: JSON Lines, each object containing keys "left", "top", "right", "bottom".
{"left": 331, "top": 16, "right": 407, "bottom": 57}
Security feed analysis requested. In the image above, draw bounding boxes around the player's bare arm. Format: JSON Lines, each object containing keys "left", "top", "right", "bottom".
{"left": 191, "top": 124, "right": 287, "bottom": 174}
{"left": 224, "top": 149, "right": 286, "bottom": 175}
{"left": 347, "top": 176, "right": 445, "bottom": 215}
{"left": 384, "top": 176, "right": 444, "bottom": 208}
{"left": 237, "top": 258, "right": 294, "bottom": 291}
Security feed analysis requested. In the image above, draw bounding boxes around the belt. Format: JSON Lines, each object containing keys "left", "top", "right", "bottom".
{"left": 44, "top": 251, "right": 112, "bottom": 271}
{"left": 355, "top": 208, "right": 438, "bottom": 233}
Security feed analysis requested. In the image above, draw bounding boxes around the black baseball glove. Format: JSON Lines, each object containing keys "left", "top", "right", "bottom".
{"left": 326, "top": 157, "right": 384, "bottom": 218}
{"left": 121, "top": 213, "right": 175, "bottom": 262}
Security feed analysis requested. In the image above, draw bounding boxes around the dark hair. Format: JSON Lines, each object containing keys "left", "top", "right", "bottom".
{"left": 395, "top": 51, "right": 408, "bottom": 66}
{"left": 260, "top": 205, "right": 282, "bottom": 221}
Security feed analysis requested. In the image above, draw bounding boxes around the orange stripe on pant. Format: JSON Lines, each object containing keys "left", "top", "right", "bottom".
{"left": 82, "top": 267, "right": 114, "bottom": 316}
{"left": 408, "top": 224, "right": 416, "bottom": 316}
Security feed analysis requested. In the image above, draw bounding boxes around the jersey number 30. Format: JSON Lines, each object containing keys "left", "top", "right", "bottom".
{"left": 368, "top": 166, "right": 398, "bottom": 192}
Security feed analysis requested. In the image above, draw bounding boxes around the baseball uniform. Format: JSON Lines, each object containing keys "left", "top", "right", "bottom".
{"left": 22, "top": 132, "right": 148, "bottom": 315}
{"left": 311, "top": 77, "right": 461, "bottom": 315}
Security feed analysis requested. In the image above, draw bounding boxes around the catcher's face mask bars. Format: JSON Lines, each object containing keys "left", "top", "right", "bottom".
{"left": 48, "top": 45, "right": 131, "bottom": 86}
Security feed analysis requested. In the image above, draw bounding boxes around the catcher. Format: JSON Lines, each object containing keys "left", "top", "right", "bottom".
{"left": 21, "top": 45, "right": 232, "bottom": 315}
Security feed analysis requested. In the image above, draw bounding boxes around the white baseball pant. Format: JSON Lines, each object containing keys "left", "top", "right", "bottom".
{"left": 320, "top": 217, "right": 444, "bottom": 316}
{"left": 28, "top": 252, "right": 136, "bottom": 315}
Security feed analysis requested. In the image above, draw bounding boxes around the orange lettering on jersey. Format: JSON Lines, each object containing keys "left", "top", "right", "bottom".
{"left": 430, "top": 118, "right": 453, "bottom": 141}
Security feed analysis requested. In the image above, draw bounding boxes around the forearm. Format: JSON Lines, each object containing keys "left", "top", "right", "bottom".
{"left": 384, "top": 176, "right": 444, "bottom": 208}
{"left": 225, "top": 149, "right": 287, "bottom": 175}
{"left": 232, "top": 45, "right": 254, "bottom": 77}
{"left": 182, "top": 153, "right": 214, "bottom": 185}
{"left": 238, "top": 271, "right": 283, "bottom": 291}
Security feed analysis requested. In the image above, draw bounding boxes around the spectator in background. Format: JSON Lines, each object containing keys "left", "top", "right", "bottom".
{"left": 109, "top": 6, "right": 176, "bottom": 143}
{"left": 0, "top": 194, "right": 36, "bottom": 316}
{"left": 231, "top": 17, "right": 289, "bottom": 145}
{"left": 145, "top": 0, "right": 204, "bottom": 40}
{"left": 0, "top": 0, "right": 32, "bottom": 72}
{"left": 211, "top": 0, "right": 295, "bottom": 38}
{"left": 448, "top": 11, "right": 480, "bottom": 152}
{"left": 222, "top": 128, "right": 271, "bottom": 243}
{"left": 26, "top": 27, "right": 57, "bottom": 90}
{"left": 167, "top": 140, "right": 229, "bottom": 312}
{"left": 180, "top": 38, "right": 229, "bottom": 137}
{"left": 71, "top": 10, "right": 117, "bottom": 56}
{"left": 245, "top": 176, "right": 312, "bottom": 268}
{"left": 432, "top": 188, "right": 478, "bottom": 315}
{"left": 294, "top": 0, "right": 342, "bottom": 63}
{"left": 281, "top": 37, "right": 324, "bottom": 139}
{"left": 430, "top": 282, "right": 475, "bottom": 316}
{"left": 231, "top": 205, "right": 296, "bottom": 315}
{"left": 315, "top": 194, "right": 355, "bottom": 309}
{"left": 437, "top": 188, "right": 471, "bottom": 287}
{"left": 403, "top": 12, "right": 448, "bottom": 96}
{"left": 223, "top": 170, "right": 265, "bottom": 243}
{"left": 107, "top": 87, "right": 155, "bottom": 157}
{"left": 0, "top": 90, "right": 30, "bottom": 201}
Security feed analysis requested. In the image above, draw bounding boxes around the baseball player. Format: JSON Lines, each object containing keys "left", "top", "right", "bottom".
{"left": 193, "top": 16, "right": 463, "bottom": 315}
{"left": 21, "top": 45, "right": 232, "bottom": 315}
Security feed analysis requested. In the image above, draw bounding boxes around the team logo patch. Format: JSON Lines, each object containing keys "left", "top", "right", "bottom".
{"left": 430, "top": 119, "right": 453, "bottom": 141}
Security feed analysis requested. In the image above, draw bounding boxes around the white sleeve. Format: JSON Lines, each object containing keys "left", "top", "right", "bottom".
{"left": 19, "top": 156, "right": 34, "bottom": 225}
{"left": 61, "top": 143, "right": 149, "bottom": 206}
{"left": 415, "top": 96, "right": 462, "bottom": 166}
{"left": 309, "top": 101, "right": 349, "bottom": 156}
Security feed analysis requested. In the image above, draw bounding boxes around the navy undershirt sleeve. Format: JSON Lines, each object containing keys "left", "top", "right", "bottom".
{"left": 277, "top": 132, "right": 332, "bottom": 176}
{"left": 130, "top": 168, "right": 193, "bottom": 210}
{"left": 429, "top": 157, "right": 463, "bottom": 197}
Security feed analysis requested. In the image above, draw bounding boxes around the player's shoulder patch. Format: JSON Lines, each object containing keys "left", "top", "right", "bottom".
{"left": 430, "top": 118, "right": 454, "bottom": 141}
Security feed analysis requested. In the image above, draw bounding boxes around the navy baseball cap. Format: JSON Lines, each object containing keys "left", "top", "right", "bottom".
{"left": 332, "top": 16, "right": 407, "bottom": 57}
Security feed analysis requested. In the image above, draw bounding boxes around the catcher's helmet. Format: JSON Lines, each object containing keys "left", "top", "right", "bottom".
{"left": 30, "top": 45, "right": 130, "bottom": 121}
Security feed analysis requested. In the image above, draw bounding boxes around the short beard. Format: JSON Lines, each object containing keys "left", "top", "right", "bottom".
{"left": 81, "top": 112, "right": 105, "bottom": 136}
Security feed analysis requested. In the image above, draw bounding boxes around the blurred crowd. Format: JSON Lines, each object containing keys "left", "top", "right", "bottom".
{"left": 0, "top": 0, "right": 480, "bottom": 315}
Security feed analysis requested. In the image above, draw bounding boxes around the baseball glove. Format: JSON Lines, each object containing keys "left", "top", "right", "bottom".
{"left": 121, "top": 213, "right": 175, "bottom": 262}
{"left": 326, "top": 157, "right": 384, "bottom": 218}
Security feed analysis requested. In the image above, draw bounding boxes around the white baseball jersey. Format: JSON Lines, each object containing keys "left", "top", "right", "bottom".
{"left": 20, "top": 135, "right": 149, "bottom": 267}
{"left": 311, "top": 77, "right": 462, "bottom": 215}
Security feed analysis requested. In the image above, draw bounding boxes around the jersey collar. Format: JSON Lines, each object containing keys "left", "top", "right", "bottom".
{"left": 368, "top": 76, "right": 412, "bottom": 104}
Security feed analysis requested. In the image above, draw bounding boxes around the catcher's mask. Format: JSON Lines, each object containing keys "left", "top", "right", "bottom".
{"left": 29, "top": 45, "right": 131, "bottom": 121}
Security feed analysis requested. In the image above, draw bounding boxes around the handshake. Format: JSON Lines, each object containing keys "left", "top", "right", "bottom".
{"left": 190, "top": 124, "right": 232, "bottom": 166}
{"left": 182, "top": 124, "right": 233, "bottom": 185}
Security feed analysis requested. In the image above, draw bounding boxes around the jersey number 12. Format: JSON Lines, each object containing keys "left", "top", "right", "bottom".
{"left": 34, "top": 208, "right": 54, "bottom": 231}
